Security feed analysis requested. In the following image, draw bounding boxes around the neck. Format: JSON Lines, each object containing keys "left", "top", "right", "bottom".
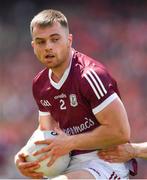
{"left": 51, "top": 49, "right": 72, "bottom": 82}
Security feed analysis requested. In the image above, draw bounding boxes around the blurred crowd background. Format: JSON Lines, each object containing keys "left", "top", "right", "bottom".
{"left": 0, "top": 0, "right": 147, "bottom": 178}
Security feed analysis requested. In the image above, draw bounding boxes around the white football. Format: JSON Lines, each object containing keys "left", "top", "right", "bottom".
{"left": 23, "top": 130, "right": 71, "bottom": 178}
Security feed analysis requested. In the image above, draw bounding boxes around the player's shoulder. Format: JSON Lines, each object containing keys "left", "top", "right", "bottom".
{"left": 33, "top": 68, "right": 48, "bottom": 85}
{"left": 73, "top": 50, "right": 109, "bottom": 78}
{"left": 83, "top": 63, "right": 110, "bottom": 81}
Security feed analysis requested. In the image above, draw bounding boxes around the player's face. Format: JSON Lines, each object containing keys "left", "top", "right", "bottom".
{"left": 31, "top": 22, "right": 72, "bottom": 69}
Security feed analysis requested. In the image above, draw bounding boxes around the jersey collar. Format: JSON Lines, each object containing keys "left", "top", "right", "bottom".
{"left": 48, "top": 50, "right": 73, "bottom": 90}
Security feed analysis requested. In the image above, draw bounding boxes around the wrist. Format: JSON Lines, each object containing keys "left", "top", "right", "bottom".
{"left": 131, "top": 143, "right": 139, "bottom": 158}
{"left": 66, "top": 135, "right": 76, "bottom": 152}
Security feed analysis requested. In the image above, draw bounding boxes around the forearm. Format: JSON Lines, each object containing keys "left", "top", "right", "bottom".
{"left": 67, "top": 97, "right": 129, "bottom": 151}
{"left": 38, "top": 122, "right": 57, "bottom": 131}
{"left": 132, "top": 142, "right": 147, "bottom": 159}
{"left": 68, "top": 126, "right": 129, "bottom": 151}
{"left": 38, "top": 114, "right": 58, "bottom": 131}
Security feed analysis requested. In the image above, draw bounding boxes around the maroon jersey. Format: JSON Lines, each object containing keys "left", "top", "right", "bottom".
{"left": 33, "top": 49, "right": 120, "bottom": 155}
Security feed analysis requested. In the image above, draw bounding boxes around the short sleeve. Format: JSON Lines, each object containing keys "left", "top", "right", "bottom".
{"left": 82, "top": 68, "right": 120, "bottom": 114}
{"left": 32, "top": 80, "right": 50, "bottom": 116}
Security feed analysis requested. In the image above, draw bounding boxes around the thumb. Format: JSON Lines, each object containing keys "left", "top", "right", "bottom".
{"left": 19, "top": 153, "right": 28, "bottom": 161}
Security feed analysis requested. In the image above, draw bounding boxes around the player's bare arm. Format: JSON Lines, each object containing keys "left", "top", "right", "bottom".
{"left": 33, "top": 96, "right": 130, "bottom": 166}
{"left": 38, "top": 113, "right": 59, "bottom": 131}
{"left": 132, "top": 142, "right": 147, "bottom": 159}
{"left": 98, "top": 142, "right": 147, "bottom": 163}
{"left": 66, "top": 95, "right": 130, "bottom": 150}
{"left": 15, "top": 9, "right": 135, "bottom": 179}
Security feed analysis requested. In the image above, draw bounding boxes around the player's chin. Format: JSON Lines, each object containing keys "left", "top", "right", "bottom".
{"left": 45, "top": 62, "right": 56, "bottom": 69}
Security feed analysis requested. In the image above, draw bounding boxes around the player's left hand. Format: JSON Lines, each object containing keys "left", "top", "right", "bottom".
{"left": 15, "top": 153, "right": 43, "bottom": 178}
{"left": 33, "top": 127, "right": 72, "bottom": 166}
{"left": 98, "top": 143, "right": 135, "bottom": 163}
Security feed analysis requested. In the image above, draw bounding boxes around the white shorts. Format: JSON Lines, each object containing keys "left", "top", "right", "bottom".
{"left": 64, "top": 151, "right": 129, "bottom": 179}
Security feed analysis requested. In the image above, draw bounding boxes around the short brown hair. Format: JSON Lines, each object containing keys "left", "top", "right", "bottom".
{"left": 30, "top": 9, "right": 69, "bottom": 36}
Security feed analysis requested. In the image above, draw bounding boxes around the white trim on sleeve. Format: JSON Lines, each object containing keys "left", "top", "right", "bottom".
{"left": 84, "top": 69, "right": 107, "bottom": 100}
{"left": 92, "top": 93, "right": 119, "bottom": 114}
{"left": 39, "top": 111, "right": 50, "bottom": 116}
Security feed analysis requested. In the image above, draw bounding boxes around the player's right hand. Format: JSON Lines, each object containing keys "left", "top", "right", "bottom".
{"left": 15, "top": 153, "right": 43, "bottom": 179}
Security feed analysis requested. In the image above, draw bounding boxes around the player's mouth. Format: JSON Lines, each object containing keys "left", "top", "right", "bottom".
{"left": 45, "top": 54, "right": 55, "bottom": 59}
{"left": 44, "top": 54, "right": 55, "bottom": 63}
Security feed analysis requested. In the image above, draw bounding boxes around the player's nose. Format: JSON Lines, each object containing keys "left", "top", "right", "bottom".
{"left": 45, "top": 41, "right": 53, "bottom": 51}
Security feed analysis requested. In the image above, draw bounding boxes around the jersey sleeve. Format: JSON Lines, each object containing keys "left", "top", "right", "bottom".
{"left": 82, "top": 67, "right": 120, "bottom": 115}
{"left": 32, "top": 80, "right": 50, "bottom": 116}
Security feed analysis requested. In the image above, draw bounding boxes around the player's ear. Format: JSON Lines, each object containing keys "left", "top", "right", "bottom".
{"left": 68, "top": 34, "right": 73, "bottom": 47}
{"left": 31, "top": 41, "right": 34, "bottom": 48}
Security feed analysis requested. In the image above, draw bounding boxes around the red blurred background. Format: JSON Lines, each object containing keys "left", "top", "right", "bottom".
{"left": 0, "top": 0, "right": 147, "bottom": 178}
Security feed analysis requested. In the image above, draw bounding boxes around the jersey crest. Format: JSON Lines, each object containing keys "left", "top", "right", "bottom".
{"left": 69, "top": 94, "right": 78, "bottom": 107}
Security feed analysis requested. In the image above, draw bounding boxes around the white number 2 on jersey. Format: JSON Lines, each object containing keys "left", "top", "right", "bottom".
{"left": 59, "top": 99, "right": 66, "bottom": 110}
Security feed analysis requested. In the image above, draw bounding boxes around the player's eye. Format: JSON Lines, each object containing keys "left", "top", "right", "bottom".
{"left": 37, "top": 40, "right": 45, "bottom": 45}
{"left": 51, "top": 37, "right": 60, "bottom": 42}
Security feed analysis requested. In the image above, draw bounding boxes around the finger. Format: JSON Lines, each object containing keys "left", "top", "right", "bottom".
{"left": 98, "top": 150, "right": 116, "bottom": 156}
{"left": 20, "top": 164, "right": 43, "bottom": 178}
{"left": 98, "top": 152, "right": 111, "bottom": 160}
{"left": 28, "top": 164, "right": 41, "bottom": 171}
{"left": 37, "top": 151, "right": 53, "bottom": 162}
{"left": 32, "top": 174, "right": 44, "bottom": 179}
{"left": 99, "top": 154, "right": 119, "bottom": 162}
{"left": 103, "top": 159, "right": 114, "bottom": 163}
{"left": 19, "top": 153, "right": 28, "bottom": 157}
{"left": 47, "top": 155, "right": 57, "bottom": 167}
{"left": 35, "top": 139, "right": 53, "bottom": 145}
{"left": 33, "top": 145, "right": 51, "bottom": 156}
{"left": 99, "top": 147, "right": 116, "bottom": 153}
{"left": 18, "top": 154, "right": 27, "bottom": 161}
{"left": 19, "top": 164, "right": 40, "bottom": 173}
{"left": 19, "top": 161, "right": 39, "bottom": 169}
{"left": 99, "top": 155, "right": 112, "bottom": 162}
{"left": 27, "top": 172, "right": 44, "bottom": 179}
{"left": 106, "top": 158, "right": 120, "bottom": 163}
{"left": 98, "top": 151, "right": 108, "bottom": 156}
